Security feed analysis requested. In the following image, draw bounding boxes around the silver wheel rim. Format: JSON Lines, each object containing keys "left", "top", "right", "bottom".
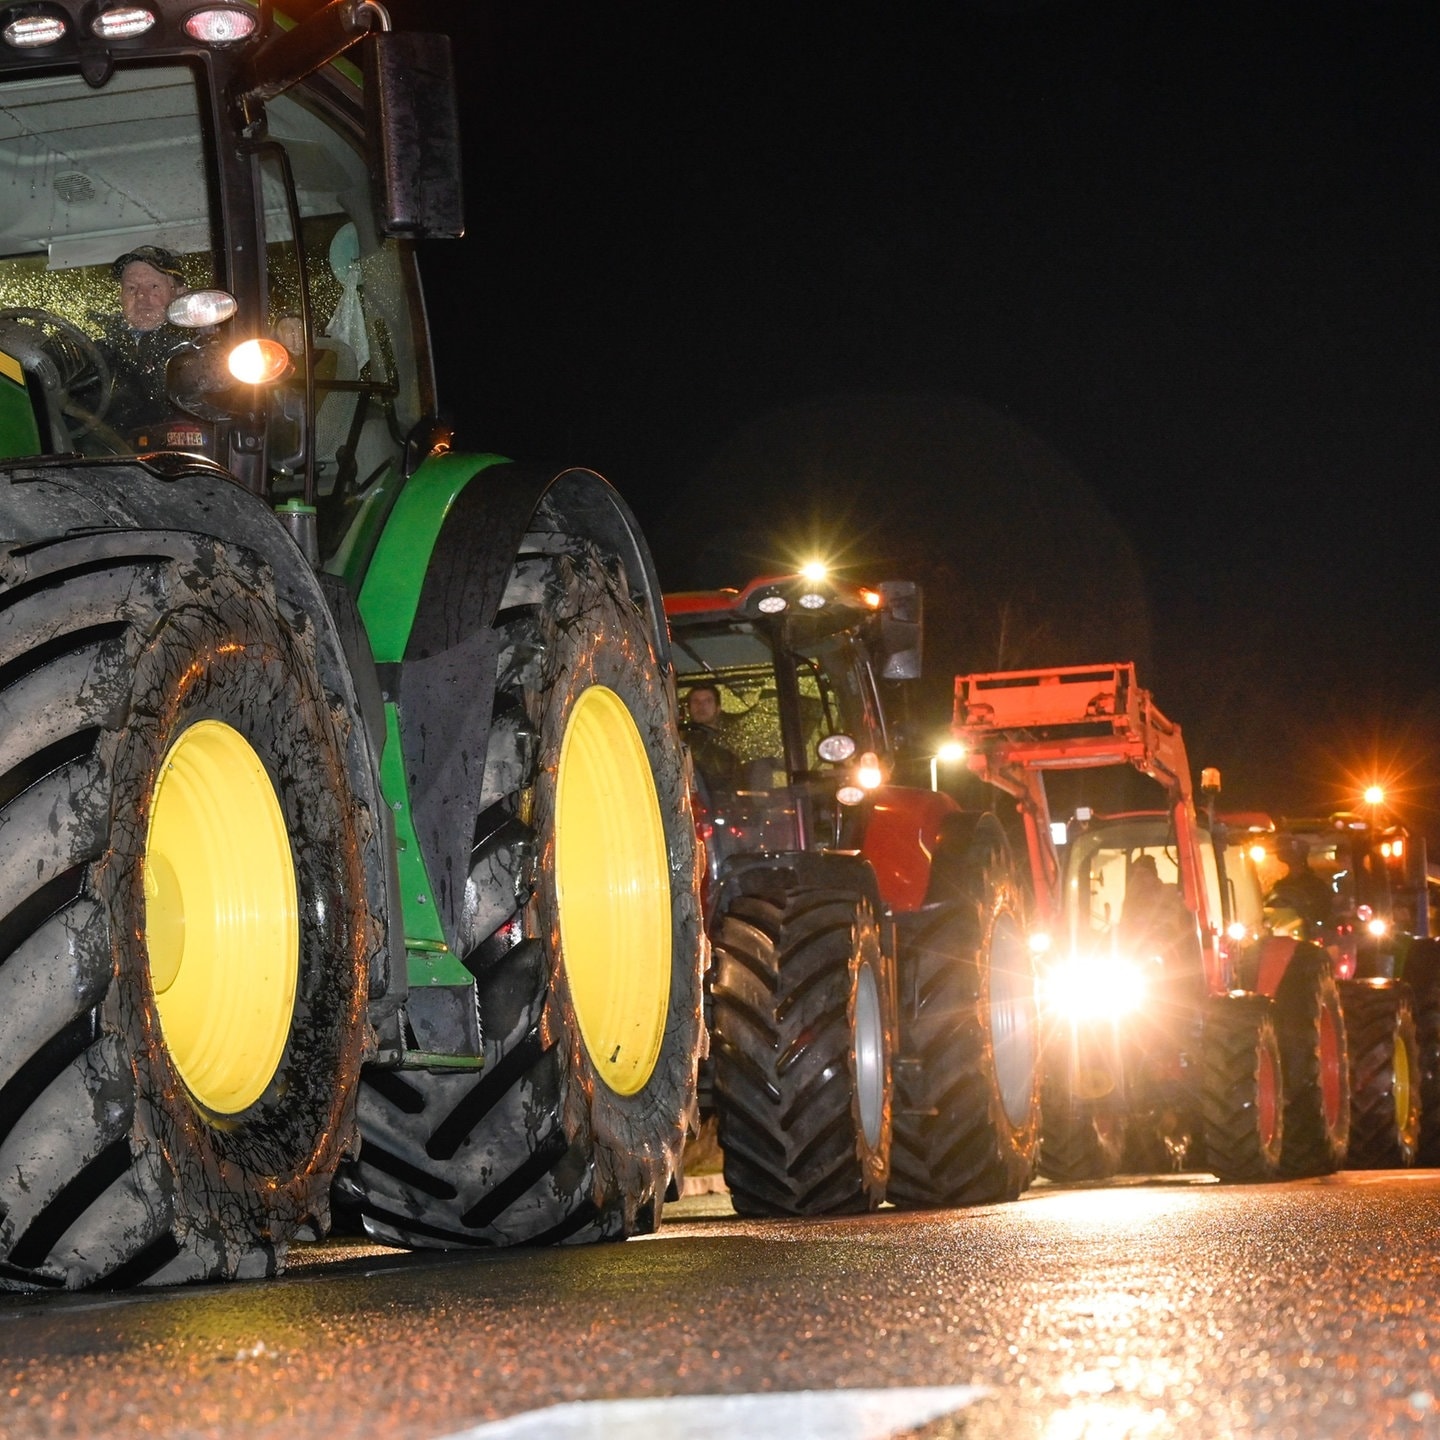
{"left": 990, "top": 908, "right": 1038, "bottom": 1127}
{"left": 854, "top": 958, "right": 885, "bottom": 1149}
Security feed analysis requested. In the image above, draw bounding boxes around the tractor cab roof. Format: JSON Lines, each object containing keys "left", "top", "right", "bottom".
{"left": 665, "top": 572, "right": 885, "bottom": 639}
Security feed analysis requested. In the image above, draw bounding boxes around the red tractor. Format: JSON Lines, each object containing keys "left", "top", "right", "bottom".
{"left": 953, "top": 662, "right": 1350, "bottom": 1183}
{"left": 664, "top": 570, "right": 1042, "bottom": 1215}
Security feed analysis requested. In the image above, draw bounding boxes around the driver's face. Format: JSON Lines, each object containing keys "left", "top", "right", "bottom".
{"left": 687, "top": 689, "right": 719, "bottom": 725}
{"left": 120, "top": 262, "right": 180, "bottom": 332}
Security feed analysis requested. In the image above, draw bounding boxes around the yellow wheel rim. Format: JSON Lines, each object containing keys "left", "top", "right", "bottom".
{"left": 555, "top": 685, "right": 671, "bottom": 1097}
{"left": 1395, "top": 1028, "right": 1417, "bottom": 1150}
{"left": 144, "top": 719, "right": 299, "bottom": 1115}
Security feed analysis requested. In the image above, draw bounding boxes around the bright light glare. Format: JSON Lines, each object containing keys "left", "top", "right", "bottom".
{"left": 1039, "top": 953, "right": 1147, "bottom": 1021}
{"left": 1029, "top": 930, "right": 1052, "bottom": 955}
{"left": 1248, "top": 844, "right": 1268, "bottom": 864}
{"left": 856, "top": 752, "right": 884, "bottom": 790}
{"left": 227, "top": 338, "right": 289, "bottom": 384}
{"left": 1226, "top": 921, "right": 1248, "bottom": 941}
{"left": 800, "top": 560, "right": 828, "bottom": 581}
{"left": 859, "top": 588, "right": 881, "bottom": 609}
{"left": 1364, "top": 784, "right": 1385, "bottom": 806}
{"left": 1366, "top": 917, "right": 1389, "bottom": 938}
{"left": 935, "top": 740, "right": 967, "bottom": 763}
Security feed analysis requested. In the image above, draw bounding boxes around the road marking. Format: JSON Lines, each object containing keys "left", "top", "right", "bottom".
{"left": 435, "top": 1385, "right": 988, "bottom": 1439}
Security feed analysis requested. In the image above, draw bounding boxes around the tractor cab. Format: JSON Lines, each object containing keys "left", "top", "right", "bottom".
{"left": 665, "top": 571, "right": 921, "bottom": 892}
{"left": 1256, "top": 814, "right": 1431, "bottom": 978}
{"left": 0, "top": 0, "right": 459, "bottom": 563}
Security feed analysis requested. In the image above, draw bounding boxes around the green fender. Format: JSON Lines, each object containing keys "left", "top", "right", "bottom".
{"left": 349, "top": 452, "right": 673, "bottom": 991}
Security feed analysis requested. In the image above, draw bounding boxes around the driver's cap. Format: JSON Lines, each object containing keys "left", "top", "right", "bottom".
{"left": 112, "top": 245, "right": 185, "bottom": 281}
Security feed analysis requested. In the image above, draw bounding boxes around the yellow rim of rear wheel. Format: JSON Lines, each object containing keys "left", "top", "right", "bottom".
{"left": 555, "top": 684, "right": 672, "bottom": 1097}
{"left": 144, "top": 719, "right": 299, "bottom": 1115}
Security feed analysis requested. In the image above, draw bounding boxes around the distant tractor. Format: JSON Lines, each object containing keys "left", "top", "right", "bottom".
{"left": 664, "top": 570, "right": 1041, "bottom": 1215}
{"left": 953, "top": 663, "right": 1350, "bottom": 1184}
{"left": 1253, "top": 809, "right": 1440, "bottom": 1166}
{"left": 0, "top": 0, "right": 703, "bottom": 1290}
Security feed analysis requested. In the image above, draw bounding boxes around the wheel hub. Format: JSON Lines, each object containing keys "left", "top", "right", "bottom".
{"left": 555, "top": 684, "right": 671, "bottom": 1097}
{"left": 144, "top": 719, "right": 298, "bottom": 1115}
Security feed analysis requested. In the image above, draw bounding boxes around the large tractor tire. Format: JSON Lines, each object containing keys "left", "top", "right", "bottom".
{"left": 1038, "top": 1078, "right": 1127, "bottom": 1184}
{"left": 1402, "top": 938, "right": 1440, "bottom": 1164}
{"left": 889, "top": 813, "right": 1040, "bottom": 1208}
{"left": 1273, "top": 946, "right": 1349, "bottom": 1178}
{"left": 340, "top": 549, "right": 703, "bottom": 1247}
{"left": 1201, "top": 994, "right": 1283, "bottom": 1183}
{"left": 0, "top": 530, "right": 374, "bottom": 1290}
{"left": 710, "top": 884, "right": 894, "bottom": 1216}
{"left": 1340, "top": 978, "right": 1420, "bottom": 1168}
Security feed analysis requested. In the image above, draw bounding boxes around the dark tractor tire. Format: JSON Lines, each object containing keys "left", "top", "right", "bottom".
{"left": 340, "top": 548, "right": 704, "bottom": 1248}
{"left": 1340, "top": 978, "right": 1420, "bottom": 1168}
{"left": 889, "top": 813, "right": 1040, "bottom": 1208}
{"left": 1201, "top": 994, "right": 1284, "bottom": 1183}
{"left": 1273, "top": 946, "right": 1349, "bottom": 1178}
{"left": 0, "top": 531, "right": 375, "bottom": 1290}
{"left": 1402, "top": 938, "right": 1440, "bottom": 1164}
{"left": 710, "top": 885, "right": 894, "bottom": 1216}
{"left": 1038, "top": 1078, "right": 1127, "bottom": 1184}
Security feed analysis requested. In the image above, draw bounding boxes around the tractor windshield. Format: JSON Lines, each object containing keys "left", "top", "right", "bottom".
{"left": 0, "top": 65, "right": 217, "bottom": 458}
{"left": 0, "top": 58, "right": 430, "bottom": 548}
{"left": 671, "top": 616, "right": 887, "bottom": 866}
{"left": 1062, "top": 816, "right": 1220, "bottom": 958}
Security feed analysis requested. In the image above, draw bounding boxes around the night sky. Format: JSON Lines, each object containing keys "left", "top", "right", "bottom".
{"left": 390, "top": 0, "right": 1439, "bottom": 845}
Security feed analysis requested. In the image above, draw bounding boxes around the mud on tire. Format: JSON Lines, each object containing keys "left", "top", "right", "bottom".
{"left": 710, "top": 884, "right": 894, "bottom": 1216}
{"left": 341, "top": 547, "right": 703, "bottom": 1247}
{"left": 1341, "top": 978, "right": 1420, "bottom": 1168}
{"left": 890, "top": 813, "right": 1040, "bottom": 1208}
{"left": 0, "top": 531, "right": 374, "bottom": 1290}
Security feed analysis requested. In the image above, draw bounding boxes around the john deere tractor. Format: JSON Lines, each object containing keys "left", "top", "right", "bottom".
{"left": 0, "top": 0, "right": 703, "bottom": 1290}
{"left": 665, "top": 570, "right": 1041, "bottom": 1216}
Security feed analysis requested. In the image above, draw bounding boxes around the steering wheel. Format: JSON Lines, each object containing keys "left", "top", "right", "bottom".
{"left": 0, "top": 306, "right": 113, "bottom": 436}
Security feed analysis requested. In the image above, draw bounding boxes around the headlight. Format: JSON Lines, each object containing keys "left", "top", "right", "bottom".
{"left": 1038, "top": 952, "right": 1148, "bottom": 1022}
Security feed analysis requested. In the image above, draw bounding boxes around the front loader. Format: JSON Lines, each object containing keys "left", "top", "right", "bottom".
{"left": 665, "top": 571, "right": 1041, "bottom": 1216}
{"left": 0, "top": 0, "right": 703, "bottom": 1290}
{"left": 954, "top": 662, "right": 1350, "bottom": 1183}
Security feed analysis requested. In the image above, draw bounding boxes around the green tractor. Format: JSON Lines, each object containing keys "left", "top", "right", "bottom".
{"left": 0, "top": 0, "right": 703, "bottom": 1289}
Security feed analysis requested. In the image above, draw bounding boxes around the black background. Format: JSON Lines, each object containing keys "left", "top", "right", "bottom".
{"left": 386, "top": 0, "right": 1440, "bottom": 844}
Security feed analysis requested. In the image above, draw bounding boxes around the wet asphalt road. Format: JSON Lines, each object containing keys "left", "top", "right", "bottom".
{"left": 3, "top": 1172, "right": 1440, "bottom": 1440}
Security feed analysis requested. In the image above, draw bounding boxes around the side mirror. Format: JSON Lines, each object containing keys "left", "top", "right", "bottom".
{"left": 364, "top": 32, "right": 465, "bottom": 239}
{"left": 877, "top": 580, "right": 923, "bottom": 681}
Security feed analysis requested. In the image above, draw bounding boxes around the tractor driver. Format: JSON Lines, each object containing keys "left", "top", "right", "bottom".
{"left": 94, "top": 246, "right": 193, "bottom": 443}
{"left": 681, "top": 682, "right": 739, "bottom": 796}
{"left": 1264, "top": 835, "right": 1332, "bottom": 940}
{"left": 1121, "top": 854, "right": 1194, "bottom": 960}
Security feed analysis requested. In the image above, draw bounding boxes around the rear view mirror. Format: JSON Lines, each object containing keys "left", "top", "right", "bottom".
{"left": 877, "top": 580, "right": 923, "bottom": 681}
{"left": 364, "top": 32, "right": 465, "bottom": 239}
